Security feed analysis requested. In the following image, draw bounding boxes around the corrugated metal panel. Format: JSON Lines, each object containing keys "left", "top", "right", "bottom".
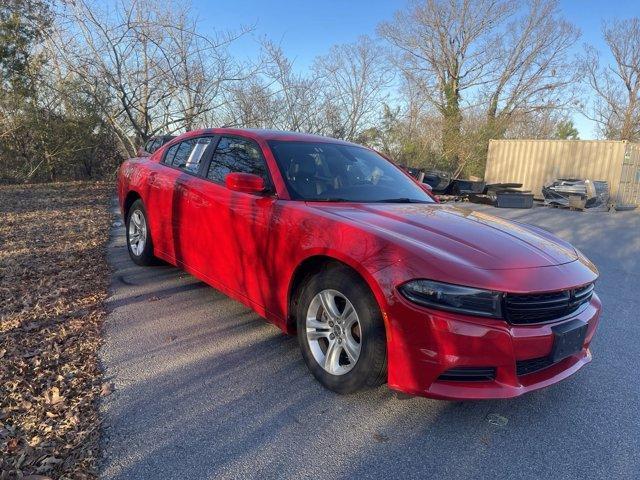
{"left": 619, "top": 143, "right": 640, "bottom": 206}
{"left": 485, "top": 140, "right": 634, "bottom": 203}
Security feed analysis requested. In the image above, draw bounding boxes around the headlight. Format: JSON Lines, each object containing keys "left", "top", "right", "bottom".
{"left": 398, "top": 280, "right": 503, "bottom": 318}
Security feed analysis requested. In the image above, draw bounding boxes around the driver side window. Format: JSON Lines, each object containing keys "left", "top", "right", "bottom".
{"left": 206, "top": 136, "right": 269, "bottom": 184}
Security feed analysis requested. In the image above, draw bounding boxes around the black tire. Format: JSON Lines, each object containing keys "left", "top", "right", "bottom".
{"left": 296, "top": 264, "right": 387, "bottom": 394}
{"left": 125, "top": 199, "right": 156, "bottom": 266}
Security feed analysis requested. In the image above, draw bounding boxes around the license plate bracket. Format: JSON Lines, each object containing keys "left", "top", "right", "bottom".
{"left": 550, "top": 319, "right": 588, "bottom": 363}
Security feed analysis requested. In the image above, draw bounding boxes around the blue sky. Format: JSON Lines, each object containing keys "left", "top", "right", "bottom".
{"left": 192, "top": 0, "right": 639, "bottom": 139}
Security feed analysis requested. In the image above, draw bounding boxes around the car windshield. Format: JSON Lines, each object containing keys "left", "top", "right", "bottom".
{"left": 268, "top": 141, "right": 434, "bottom": 203}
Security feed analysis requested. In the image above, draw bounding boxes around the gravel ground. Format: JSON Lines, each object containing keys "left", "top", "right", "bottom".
{"left": 100, "top": 202, "right": 640, "bottom": 480}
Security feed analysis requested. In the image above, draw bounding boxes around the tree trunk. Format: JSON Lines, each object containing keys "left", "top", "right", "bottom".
{"left": 442, "top": 79, "right": 462, "bottom": 170}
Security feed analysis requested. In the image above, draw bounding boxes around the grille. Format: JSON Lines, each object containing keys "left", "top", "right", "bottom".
{"left": 516, "top": 356, "right": 555, "bottom": 376}
{"left": 438, "top": 367, "right": 496, "bottom": 382}
{"left": 503, "top": 283, "right": 594, "bottom": 324}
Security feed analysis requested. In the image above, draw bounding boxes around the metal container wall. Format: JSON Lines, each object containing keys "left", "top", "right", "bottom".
{"left": 485, "top": 140, "right": 639, "bottom": 204}
{"left": 619, "top": 143, "right": 640, "bottom": 206}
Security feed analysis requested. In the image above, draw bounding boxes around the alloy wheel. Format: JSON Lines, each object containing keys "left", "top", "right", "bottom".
{"left": 128, "top": 209, "right": 147, "bottom": 256}
{"left": 305, "top": 289, "right": 362, "bottom": 375}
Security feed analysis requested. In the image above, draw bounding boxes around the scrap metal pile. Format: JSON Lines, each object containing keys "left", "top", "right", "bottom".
{"left": 542, "top": 179, "right": 610, "bottom": 210}
{"left": 469, "top": 183, "right": 534, "bottom": 209}
{"left": 406, "top": 167, "right": 534, "bottom": 209}
{"left": 405, "top": 164, "right": 618, "bottom": 212}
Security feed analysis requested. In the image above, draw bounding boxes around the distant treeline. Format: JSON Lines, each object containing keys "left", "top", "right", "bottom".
{"left": 1, "top": 0, "right": 638, "bottom": 182}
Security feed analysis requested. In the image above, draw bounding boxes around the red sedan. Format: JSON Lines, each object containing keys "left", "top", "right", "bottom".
{"left": 117, "top": 128, "right": 601, "bottom": 400}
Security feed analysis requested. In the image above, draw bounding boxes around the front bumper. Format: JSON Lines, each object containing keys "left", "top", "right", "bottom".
{"left": 384, "top": 291, "right": 601, "bottom": 400}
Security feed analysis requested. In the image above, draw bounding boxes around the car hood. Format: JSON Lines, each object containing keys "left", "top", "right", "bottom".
{"left": 312, "top": 203, "right": 578, "bottom": 270}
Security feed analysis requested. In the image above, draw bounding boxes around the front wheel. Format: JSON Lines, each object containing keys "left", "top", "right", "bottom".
{"left": 126, "top": 199, "right": 156, "bottom": 266}
{"left": 296, "top": 265, "right": 387, "bottom": 394}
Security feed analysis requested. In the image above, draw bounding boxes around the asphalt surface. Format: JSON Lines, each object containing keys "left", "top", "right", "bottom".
{"left": 100, "top": 201, "right": 640, "bottom": 480}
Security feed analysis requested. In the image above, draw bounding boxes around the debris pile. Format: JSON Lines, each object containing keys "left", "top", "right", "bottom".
{"left": 406, "top": 168, "right": 534, "bottom": 208}
{"left": 470, "top": 183, "right": 534, "bottom": 209}
{"left": 542, "top": 179, "right": 609, "bottom": 210}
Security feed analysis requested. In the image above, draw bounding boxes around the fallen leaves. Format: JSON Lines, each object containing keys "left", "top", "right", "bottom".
{"left": 7, "top": 438, "right": 19, "bottom": 453}
{"left": 486, "top": 413, "right": 509, "bottom": 427}
{"left": 0, "top": 181, "right": 113, "bottom": 479}
{"left": 99, "top": 383, "right": 114, "bottom": 397}
{"left": 44, "top": 387, "right": 65, "bottom": 407}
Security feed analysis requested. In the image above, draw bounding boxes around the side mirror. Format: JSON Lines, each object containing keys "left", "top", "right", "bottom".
{"left": 225, "top": 172, "right": 266, "bottom": 194}
{"left": 419, "top": 182, "right": 439, "bottom": 202}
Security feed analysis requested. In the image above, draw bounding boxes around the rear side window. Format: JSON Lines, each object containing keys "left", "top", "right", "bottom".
{"left": 164, "top": 142, "right": 180, "bottom": 165}
{"left": 206, "top": 136, "right": 269, "bottom": 184}
{"left": 163, "top": 137, "right": 214, "bottom": 174}
{"left": 145, "top": 139, "right": 159, "bottom": 153}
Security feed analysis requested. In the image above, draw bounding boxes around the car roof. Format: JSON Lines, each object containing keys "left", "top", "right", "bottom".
{"left": 179, "top": 128, "right": 361, "bottom": 146}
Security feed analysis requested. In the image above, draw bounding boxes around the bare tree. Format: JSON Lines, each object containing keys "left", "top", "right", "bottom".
{"left": 221, "top": 40, "right": 326, "bottom": 132}
{"left": 162, "top": 9, "right": 249, "bottom": 132}
{"left": 225, "top": 37, "right": 392, "bottom": 140}
{"left": 378, "top": 0, "right": 514, "bottom": 166}
{"left": 51, "top": 0, "right": 250, "bottom": 155}
{"left": 379, "top": 0, "right": 580, "bottom": 174}
{"left": 257, "top": 39, "right": 324, "bottom": 132}
{"left": 504, "top": 109, "right": 568, "bottom": 139}
{"left": 221, "top": 76, "right": 277, "bottom": 128}
{"left": 583, "top": 18, "right": 640, "bottom": 141}
{"left": 483, "top": 0, "right": 580, "bottom": 137}
{"left": 313, "top": 36, "right": 393, "bottom": 141}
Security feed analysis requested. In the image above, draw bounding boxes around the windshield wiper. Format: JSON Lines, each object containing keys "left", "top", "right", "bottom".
{"left": 307, "top": 198, "right": 351, "bottom": 202}
{"left": 373, "top": 198, "right": 430, "bottom": 203}
{"left": 307, "top": 197, "right": 431, "bottom": 203}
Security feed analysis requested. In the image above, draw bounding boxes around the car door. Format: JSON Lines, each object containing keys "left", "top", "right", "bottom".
{"left": 143, "top": 141, "right": 182, "bottom": 257}
{"left": 179, "top": 135, "right": 278, "bottom": 309}
{"left": 145, "top": 135, "right": 216, "bottom": 261}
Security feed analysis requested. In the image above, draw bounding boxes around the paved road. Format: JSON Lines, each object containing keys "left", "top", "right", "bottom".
{"left": 100, "top": 202, "right": 640, "bottom": 480}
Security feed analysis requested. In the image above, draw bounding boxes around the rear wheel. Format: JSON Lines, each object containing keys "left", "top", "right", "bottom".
{"left": 126, "top": 199, "right": 156, "bottom": 266}
{"left": 296, "top": 264, "right": 387, "bottom": 393}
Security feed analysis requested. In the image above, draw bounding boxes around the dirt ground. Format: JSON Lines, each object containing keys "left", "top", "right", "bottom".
{"left": 0, "top": 182, "right": 114, "bottom": 479}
